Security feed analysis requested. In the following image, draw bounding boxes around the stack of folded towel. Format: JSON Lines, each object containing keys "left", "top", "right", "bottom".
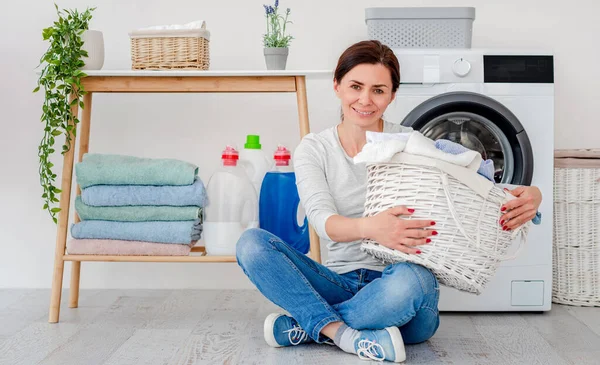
{"left": 67, "top": 154, "right": 207, "bottom": 256}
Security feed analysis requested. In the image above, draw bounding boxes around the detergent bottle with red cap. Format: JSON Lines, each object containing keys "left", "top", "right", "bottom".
{"left": 259, "top": 145, "right": 309, "bottom": 254}
{"left": 203, "top": 146, "right": 258, "bottom": 256}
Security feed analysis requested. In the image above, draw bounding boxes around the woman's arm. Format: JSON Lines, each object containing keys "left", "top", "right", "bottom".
{"left": 326, "top": 208, "right": 436, "bottom": 254}
{"left": 293, "top": 137, "right": 340, "bottom": 241}
{"left": 294, "top": 136, "right": 435, "bottom": 254}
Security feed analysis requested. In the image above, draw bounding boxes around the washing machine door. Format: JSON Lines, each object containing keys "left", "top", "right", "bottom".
{"left": 401, "top": 91, "right": 533, "bottom": 185}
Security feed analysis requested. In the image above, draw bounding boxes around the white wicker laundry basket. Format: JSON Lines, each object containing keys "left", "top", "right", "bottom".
{"left": 361, "top": 152, "right": 528, "bottom": 295}
{"left": 553, "top": 149, "right": 600, "bottom": 306}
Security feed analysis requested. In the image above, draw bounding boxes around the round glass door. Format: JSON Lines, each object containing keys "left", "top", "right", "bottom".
{"left": 420, "top": 111, "right": 514, "bottom": 183}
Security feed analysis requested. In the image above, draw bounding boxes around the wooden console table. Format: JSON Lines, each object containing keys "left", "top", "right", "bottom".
{"left": 49, "top": 70, "right": 330, "bottom": 323}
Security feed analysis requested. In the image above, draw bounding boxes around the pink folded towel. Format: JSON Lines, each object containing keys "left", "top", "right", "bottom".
{"left": 67, "top": 238, "right": 193, "bottom": 256}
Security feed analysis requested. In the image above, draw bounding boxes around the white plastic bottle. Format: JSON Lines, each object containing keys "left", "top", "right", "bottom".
{"left": 203, "top": 146, "right": 259, "bottom": 256}
{"left": 238, "top": 134, "right": 272, "bottom": 195}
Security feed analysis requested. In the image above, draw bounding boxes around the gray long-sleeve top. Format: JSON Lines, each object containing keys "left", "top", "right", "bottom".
{"left": 293, "top": 121, "right": 412, "bottom": 274}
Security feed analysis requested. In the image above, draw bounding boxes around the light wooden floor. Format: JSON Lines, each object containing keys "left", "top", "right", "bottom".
{"left": 1, "top": 289, "right": 599, "bottom": 365}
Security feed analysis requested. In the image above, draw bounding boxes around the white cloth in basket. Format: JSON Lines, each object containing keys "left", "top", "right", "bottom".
{"left": 136, "top": 20, "right": 206, "bottom": 31}
{"left": 355, "top": 131, "right": 482, "bottom": 167}
{"left": 129, "top": 20, "right": 211, "bottom": 40}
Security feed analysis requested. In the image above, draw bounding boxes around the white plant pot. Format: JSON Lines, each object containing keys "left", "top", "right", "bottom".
{"left": 81, "top": 30, "right": 104, "bottom": 70}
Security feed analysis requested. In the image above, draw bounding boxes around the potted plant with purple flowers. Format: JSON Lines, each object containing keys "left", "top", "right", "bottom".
{"left": 262, "top": 0, "right": 293, "bottom": 70}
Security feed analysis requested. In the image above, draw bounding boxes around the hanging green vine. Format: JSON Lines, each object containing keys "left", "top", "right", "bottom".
{"left": 34, "top": 5, "right": 95, "bottom": 223}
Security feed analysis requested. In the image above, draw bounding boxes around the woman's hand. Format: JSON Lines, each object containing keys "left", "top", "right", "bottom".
{"left": 501, "top": 186, "right": 542, "bottom": 230}
{"left": 360, "top": 206, "right": 437, "bottom": 254}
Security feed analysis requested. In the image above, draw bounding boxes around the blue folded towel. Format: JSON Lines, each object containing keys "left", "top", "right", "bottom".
{"left": 70, "top": 220, "right": 202, "bottom": 244}
{"left": 434, "top": 139, "right": 495, "bottom": 181}
{"left": 76, "top": 153, "right": 199, "bottom": 188}
{"left": 81, "top": 177, "right": 207, "bottom": 207}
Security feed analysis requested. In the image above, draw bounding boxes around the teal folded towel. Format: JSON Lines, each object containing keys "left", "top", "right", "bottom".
{"left": 75, "top": 196, "right": 201, "bottom": 222}
{"left": 81, "top": 177, "right": 207, "bottom": 207}
{"left": 76, "top": 153, "right": 199, "bottom": 188}
{"left": 71, "top": 220, "right": 202, "bottom": 244}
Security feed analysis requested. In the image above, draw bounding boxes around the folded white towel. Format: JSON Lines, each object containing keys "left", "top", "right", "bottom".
{"left": 137, "top": 20, "right": 206, "bottom": 31}
{"left": 354, "top": 131, "right": 482, "bottom": 168}
{"left": 366, "top": 130, "right": 411, "bottom": 143}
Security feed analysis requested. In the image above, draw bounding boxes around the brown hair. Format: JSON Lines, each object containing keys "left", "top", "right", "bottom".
{"left": 334, "top": 40, "right": 400, "bottom": 93}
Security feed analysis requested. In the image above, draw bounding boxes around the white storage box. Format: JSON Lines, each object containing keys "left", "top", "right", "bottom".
{"left": 365, "top": 7, "right": 475, "bottom": 48}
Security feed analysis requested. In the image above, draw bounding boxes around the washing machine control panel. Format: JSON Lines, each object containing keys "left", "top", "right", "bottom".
{"left": 394, "top": 51, "right": 483, "bottom": 83}
{"left": 394, "top": 50, "right": 554, "bottom": 84}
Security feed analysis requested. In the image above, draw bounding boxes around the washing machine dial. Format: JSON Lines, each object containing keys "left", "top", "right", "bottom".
{"left": 452, "top": 58, "right": 471, "bottom": 77}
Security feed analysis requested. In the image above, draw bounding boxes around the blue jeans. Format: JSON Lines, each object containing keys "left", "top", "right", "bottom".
{"left": 236, "top": 228, "right": 440, "bottom": 344}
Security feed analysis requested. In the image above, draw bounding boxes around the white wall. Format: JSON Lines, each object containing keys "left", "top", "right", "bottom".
{"left": 1, "top": 0, "right": 598, "bottom": 289}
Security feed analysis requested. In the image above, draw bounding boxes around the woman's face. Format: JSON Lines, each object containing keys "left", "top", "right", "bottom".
{"left": 334, "top": 63, "right": 396, "bottom": 128}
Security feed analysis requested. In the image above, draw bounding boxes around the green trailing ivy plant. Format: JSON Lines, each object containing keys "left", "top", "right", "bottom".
{"left": 34, "top": 5, "right": 95, "bottom": 223}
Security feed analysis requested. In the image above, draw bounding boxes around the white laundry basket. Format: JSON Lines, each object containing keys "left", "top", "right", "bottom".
{"left": 553, "top": 149, "right": 600, "bottom": 306}
{"left": 360, "top": 152, "right": 528, "bottom": 294}
{"left": 365, "top": 7, "right": 475, "bottom": 48}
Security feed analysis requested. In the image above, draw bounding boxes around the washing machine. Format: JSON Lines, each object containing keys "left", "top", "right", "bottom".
{"left": 386, "top": 49, "right": 554, "bottom": 311}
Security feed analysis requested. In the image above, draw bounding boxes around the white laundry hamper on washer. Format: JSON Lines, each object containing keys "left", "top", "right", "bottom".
{"left": 360, "top": 152, "right": 530, "bottom": 294}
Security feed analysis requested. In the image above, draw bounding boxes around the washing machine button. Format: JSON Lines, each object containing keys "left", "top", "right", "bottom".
{"left": 452, "top": 58, "right": 471, "bottom": 77}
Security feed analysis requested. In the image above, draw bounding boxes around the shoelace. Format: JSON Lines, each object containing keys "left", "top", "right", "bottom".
{"left": 356, "top": 339, "right": 386, "bottom": 361}
{"left": 283, "top": 325, "right": 309, "bottom": 345}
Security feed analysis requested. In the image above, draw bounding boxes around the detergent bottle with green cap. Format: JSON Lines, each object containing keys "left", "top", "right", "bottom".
{"left": 238, "top": 134, "right": 272, "bottom": 196}
{"left": 259, "top": 145, "right": 309, "bottom": 254}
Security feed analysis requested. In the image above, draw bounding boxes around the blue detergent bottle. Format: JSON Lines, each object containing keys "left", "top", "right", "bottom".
{"left": 259, "top": 145, "right": 309, "bottom": 254}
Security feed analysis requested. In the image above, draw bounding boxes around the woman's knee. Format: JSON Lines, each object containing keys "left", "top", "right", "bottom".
{"left": 235, "top": 228, "right": 271, "bottom": 266}
{"left": 386, "top": 262, "right": 438, "bottom": 294}
{"left": 402, "top": 308, "right": 440, "bottom": 344}
{"left": 379, "top": 263, "right": 439, "bottom": 311}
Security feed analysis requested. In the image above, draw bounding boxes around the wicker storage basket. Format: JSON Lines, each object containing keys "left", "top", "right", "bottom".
{"left": 129, "top": 28, "right": 210, "bottom": 70}
{"left": 361, "top": 152, "right": 528, "bottom": 295}
{"left": 553, "top": 149, "right": 600, "bottom": 306}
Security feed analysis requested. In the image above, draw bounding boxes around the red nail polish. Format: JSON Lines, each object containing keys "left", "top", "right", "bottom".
{"left": 500, "top": 220, "right": 505, "bottom": 225}
{"left": 503, "top": 226, "right": 508, "bottom": 231}
{"left": 408, "top": 208, "right": 415, "bottom": 213}
{"left": 501, "top": 207, "right": 507, "bottom": 211}
{"left": 432, "top": 231, "right": 438, "bottom": 236}
{"left": 416, "top": 250, "right": 422, "bottom": 254}
{"left": 426, "top": 238, "right": 431, "bottom": 243}
{"left": 430, "top": 221, "right": 436, "bottom": 226}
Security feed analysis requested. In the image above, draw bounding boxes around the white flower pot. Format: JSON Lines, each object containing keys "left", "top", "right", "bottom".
{"left": 81, "top": 30, "right": 104, "bottom": 70}
{"left": 264, "top": 47, "right": 289, "bottom": 70}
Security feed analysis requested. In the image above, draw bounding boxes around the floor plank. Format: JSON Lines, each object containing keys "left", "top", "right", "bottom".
{"left": 104, "top": 329, "right": 193, "bottom": 365}
{"left": 40, "top": 293, "right": 171, "bottom": 365}
{"left": 474, "top": 324, "right": 568, "bottom": 365}
{"left": 1, "top": 289, "right": 599, "bottom": 365}
{"left": 169, "top": 290, "right": 265, "bottom": 365}
{"left": 564, "top": 305, "right": 600, "bottom": 336}
{"left": 522, "top": 304, "right": 600, "bottom": 365}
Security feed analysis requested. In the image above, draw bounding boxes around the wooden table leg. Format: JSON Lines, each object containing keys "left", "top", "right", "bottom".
{"left": 295, "top": 76, "right": 322, "bottom": 264}
{"left": 49, "top": 94, "right": 79, "bottom": 323}
{"left": 69, "top": 92, "right": 93, "bottom": 309}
